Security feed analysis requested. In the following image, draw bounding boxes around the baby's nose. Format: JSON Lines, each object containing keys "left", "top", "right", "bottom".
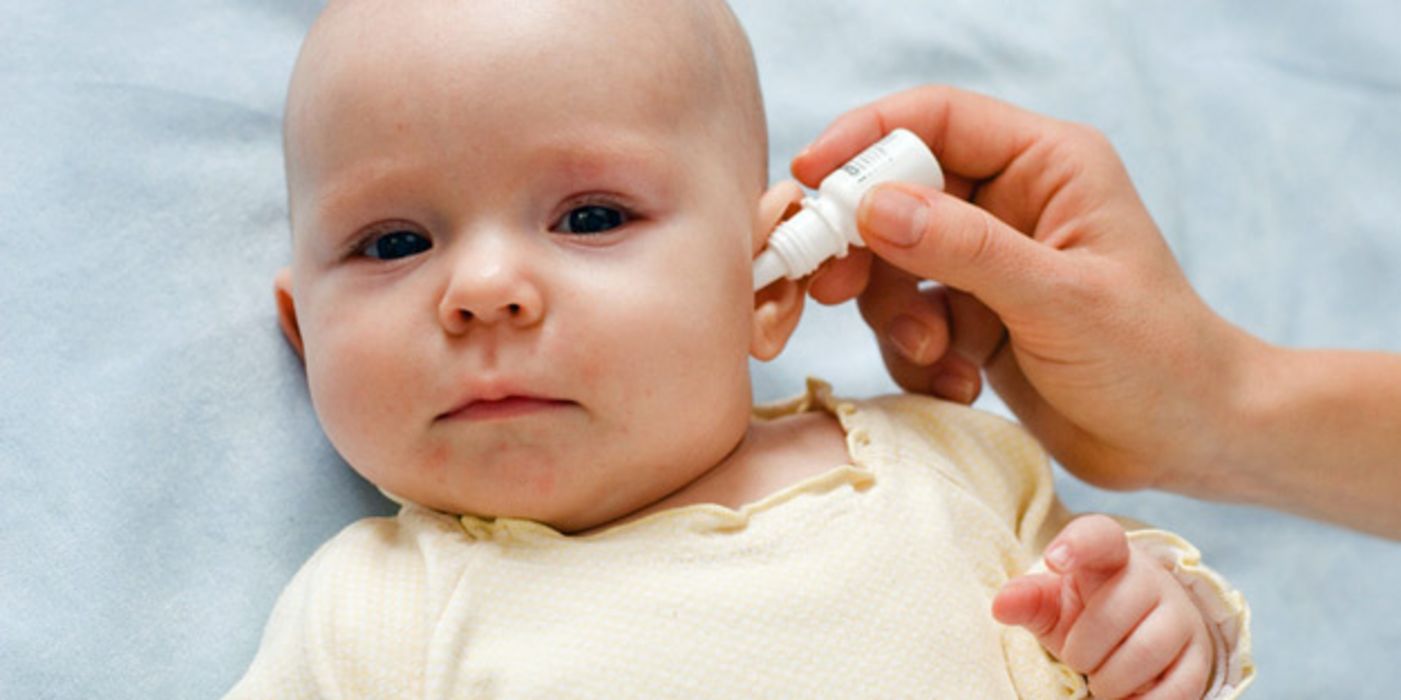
{"left": 437, "top": 251, "right": 544, "bottom": 334}
{"left": 456, "top": 301, "right": 531, "bottom": 324}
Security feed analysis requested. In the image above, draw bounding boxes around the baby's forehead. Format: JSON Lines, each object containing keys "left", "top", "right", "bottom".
{"left": 293, "top": 2, "right": 725, "bottom": 139}
{"left": 285, "top": 0, "right": 764, "bottom": 208}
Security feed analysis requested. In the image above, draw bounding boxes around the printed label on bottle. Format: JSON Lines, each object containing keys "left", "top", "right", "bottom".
{"left": 840, "top": 132, "right": 900, "bottom": 184}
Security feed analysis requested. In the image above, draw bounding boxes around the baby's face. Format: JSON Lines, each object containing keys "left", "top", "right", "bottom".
{"left": 279, "top": 1, "right": 775, "bottom": 532}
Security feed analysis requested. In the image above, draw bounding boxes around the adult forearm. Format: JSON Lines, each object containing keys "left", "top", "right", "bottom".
{"left": 1202, "top": 342, "right": 1401, "bottom": 538}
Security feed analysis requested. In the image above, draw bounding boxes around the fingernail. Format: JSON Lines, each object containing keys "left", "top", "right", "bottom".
{"left": 932, "top": 369, "right": 976, "bottom": 404}
{"left": 887, "top": 315, "right": 931, "bottom": 364}
{"left": 861, "top": 186, "right": 927, "bottom": 247}
{"left": 1045, "top": 543, "right": 1073, "bottom": 570}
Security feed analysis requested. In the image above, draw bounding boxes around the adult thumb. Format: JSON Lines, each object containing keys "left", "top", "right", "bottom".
{"left": 857, "top": 183, "right": 1062, "bottom": 316}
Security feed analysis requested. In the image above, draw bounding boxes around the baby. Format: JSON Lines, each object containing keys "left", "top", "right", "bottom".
{"left": 231, "top": 1, "right": 1252, "bottom": 697}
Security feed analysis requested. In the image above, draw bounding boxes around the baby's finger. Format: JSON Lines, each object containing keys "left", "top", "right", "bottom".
{"left": 1085, "top": 603, "right": 1195, "bottom": 699}
{"left": 1058, "top": 565, "right": 1158, "bottom": 674}
{"left": 1136, "top": 634, "right": 1212, "bottom": 700}
{"left": 992, "top": 573, "right": 1065, "bottom": 641}
{"left": 1046, "top": 514, "right": 1130, "bottom": 601}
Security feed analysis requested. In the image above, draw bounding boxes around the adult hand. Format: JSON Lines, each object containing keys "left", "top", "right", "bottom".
{"left": 790, "top": 85, "right": 1260, "bottom": 495}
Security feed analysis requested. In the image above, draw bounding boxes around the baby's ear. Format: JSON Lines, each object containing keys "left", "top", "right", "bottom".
{"left": 751, "top": 181, "right": 806, "bottom": 361}
{"left": 274, "top": 268, "right": 306, "bottom": 362}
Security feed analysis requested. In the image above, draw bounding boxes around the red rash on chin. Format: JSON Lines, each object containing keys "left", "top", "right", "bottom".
{"left": 423, "top": 443, "right": 451, "bottom": 476}
{"left": 532, "top": 470, "right": 556, "bottom": 497}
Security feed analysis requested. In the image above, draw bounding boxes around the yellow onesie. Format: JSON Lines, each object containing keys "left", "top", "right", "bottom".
{"left": 228, "top": 379, "right": 1253, "bottom": 698}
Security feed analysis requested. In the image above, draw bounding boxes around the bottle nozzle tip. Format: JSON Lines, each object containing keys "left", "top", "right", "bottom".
{"left": 752, "top": 249, "right": 788, "bottom": 291}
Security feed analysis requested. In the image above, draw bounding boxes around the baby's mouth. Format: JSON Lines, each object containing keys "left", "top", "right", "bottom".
{"left": 438, "top": 395, "right": 576, "bottom": 422}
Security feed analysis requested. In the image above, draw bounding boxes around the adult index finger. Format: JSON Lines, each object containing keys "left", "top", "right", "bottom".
{"left": 790, "top": 85, "right": 1054, "bottom": 190}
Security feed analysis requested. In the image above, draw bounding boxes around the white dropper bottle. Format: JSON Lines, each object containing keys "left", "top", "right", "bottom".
{"left": 754, "top": 128, "right": 944, "bottom": 290}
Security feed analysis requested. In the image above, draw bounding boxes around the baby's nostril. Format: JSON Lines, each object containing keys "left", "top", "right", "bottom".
{"left": 508, "top": 303, "right": 521, "bottom": 315}
{"left": 459, "top": 309, "right": 473, "bottom": 321}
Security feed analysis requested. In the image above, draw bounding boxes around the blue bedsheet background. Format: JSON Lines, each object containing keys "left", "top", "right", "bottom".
{"left": 4, "top": 1, "right": 1399, "bottom": 696}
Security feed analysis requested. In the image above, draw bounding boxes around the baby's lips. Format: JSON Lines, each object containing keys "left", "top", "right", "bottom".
{"left": 440, "top": 395, "right": 576, "bottom": 422}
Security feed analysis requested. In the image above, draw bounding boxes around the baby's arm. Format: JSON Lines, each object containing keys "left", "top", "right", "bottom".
{"left": 993, "top": 515, "right": 1211, "bottom": 699}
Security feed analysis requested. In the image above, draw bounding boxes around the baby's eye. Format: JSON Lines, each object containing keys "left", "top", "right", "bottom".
{"left": 554, "top": 204, "right": 629, "bottom": 235}
{"left": 360, "top": 229, "right": 432, "bottom": 260}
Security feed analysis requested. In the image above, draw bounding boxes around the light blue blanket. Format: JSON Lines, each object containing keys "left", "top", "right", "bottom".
{"left": 4, "top": 1, "right": 1398, "bottom": 696}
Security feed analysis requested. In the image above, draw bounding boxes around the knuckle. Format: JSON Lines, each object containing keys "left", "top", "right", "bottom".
{"left": 1066, "top": 514, "right": 1121, "bottom": 552}
{"left": 1044, "top": 262, "right": 1111, "bottom": 314}
{"left": 1081, "top": 513, "right": 1120, "bottom": 533}
{"left": 1087, "top": 674, "right": 1132, "bottom": 700}
{"left": 911, "top": 83, "right": 952, "bottom": 106}
{"left": 1165, "top": 603, "right": 1197, "bottom": 642}
{"left": 946, "top": 207, "right": 1001, "bottom": 269}
{"left": 1058, "top": 637, "right": 1096, "bottom": 676}
{"left": 1152, "top": 679, "right": 1197, "bottom": 700}
{"left": 1064, "top": 120, "right": 1113, "bottom": 152}
{"left": 855, "top": 292, "right": 885, "bottom": 327}
{"left": 1116, "top": 636, "right": 1164, "bottom": 678}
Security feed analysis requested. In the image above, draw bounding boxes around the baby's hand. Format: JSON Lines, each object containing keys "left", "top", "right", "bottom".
{"left": 992, "top": 515, "right": 1213, "bottom": 699}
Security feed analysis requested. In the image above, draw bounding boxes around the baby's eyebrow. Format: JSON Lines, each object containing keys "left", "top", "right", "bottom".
{"left": 307, "top": 159, "right": 426, "bottom": 224}
{"left": 300, "top": 137, "right": 679, "bottom": 234}
{"left": 538, "top": 140, "right": 672, "bottom": 179}
{"left": 531, "top": 139, "right": 681, "bottom": 201}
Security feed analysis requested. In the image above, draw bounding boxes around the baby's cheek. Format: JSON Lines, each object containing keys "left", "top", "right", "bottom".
{"left": 554, "top": 321, "right": 632, "bottom": 396}
{"left": 574, "top": 353, "right": 607, "bottom": 393}
{"left": 304, "top": 354, "right": 356, "bottom": 441}
{"left": 307, "top": 341, "right": 410, "bottom": 462}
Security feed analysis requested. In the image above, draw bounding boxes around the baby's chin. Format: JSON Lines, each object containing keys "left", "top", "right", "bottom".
{"left": 357, "top": 436, "right": 730, "bottom": 533}
{"left": 380, "top": 472, "right": 647, "bottom": 535}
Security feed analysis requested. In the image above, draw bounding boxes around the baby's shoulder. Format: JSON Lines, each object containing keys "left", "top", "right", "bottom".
{"left": 302, "top": 506, "right": 463, "bottom": 577}
{"left": 234, "top": 509, "right": 458, "bottom": 694}
{"left": 268, "top": 509, "right": 465, "bottom": 638}
{"left": 856, "top": 392, "right": 1042, "bottom": 460}
{"left": 848, "top": 392, "right": 1055, "bottom": 510}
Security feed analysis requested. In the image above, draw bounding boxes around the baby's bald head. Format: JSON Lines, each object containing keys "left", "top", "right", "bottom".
{"left": 272, "top": 2, "right": 801, "bottom": 530}
{"left": 283, "top": 0, "right": 767, "bottom": 224}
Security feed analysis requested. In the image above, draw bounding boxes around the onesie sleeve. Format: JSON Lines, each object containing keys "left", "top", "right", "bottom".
{"left": 223, "top": 515, "right": 434, "bottom": 699}
{"left": 1126, "top": 530, "right": 1254, "bottom": 699}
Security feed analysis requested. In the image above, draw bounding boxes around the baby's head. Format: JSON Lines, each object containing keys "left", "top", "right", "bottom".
{"left": 274, "top": 0, "right": 806, "bottom": 532}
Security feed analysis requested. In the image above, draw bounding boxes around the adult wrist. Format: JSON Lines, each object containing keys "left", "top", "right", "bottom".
{"left": 1199, "top": 332, "right": 1296, "bottom": 506}
{"left": 1167, "top": 318, "right": 1281, "bottom": 503}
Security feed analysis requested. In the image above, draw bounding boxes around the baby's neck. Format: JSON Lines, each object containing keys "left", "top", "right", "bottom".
{"left": 577, "top": 410, "right": 850, "bottom": 535}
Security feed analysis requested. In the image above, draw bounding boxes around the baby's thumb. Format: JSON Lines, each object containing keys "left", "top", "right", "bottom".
{"left": 992, "top": 573, "right": 1066, "bottom": 641}
{"left": 857, "top": 183, "right": 1061, "bottom": 317}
